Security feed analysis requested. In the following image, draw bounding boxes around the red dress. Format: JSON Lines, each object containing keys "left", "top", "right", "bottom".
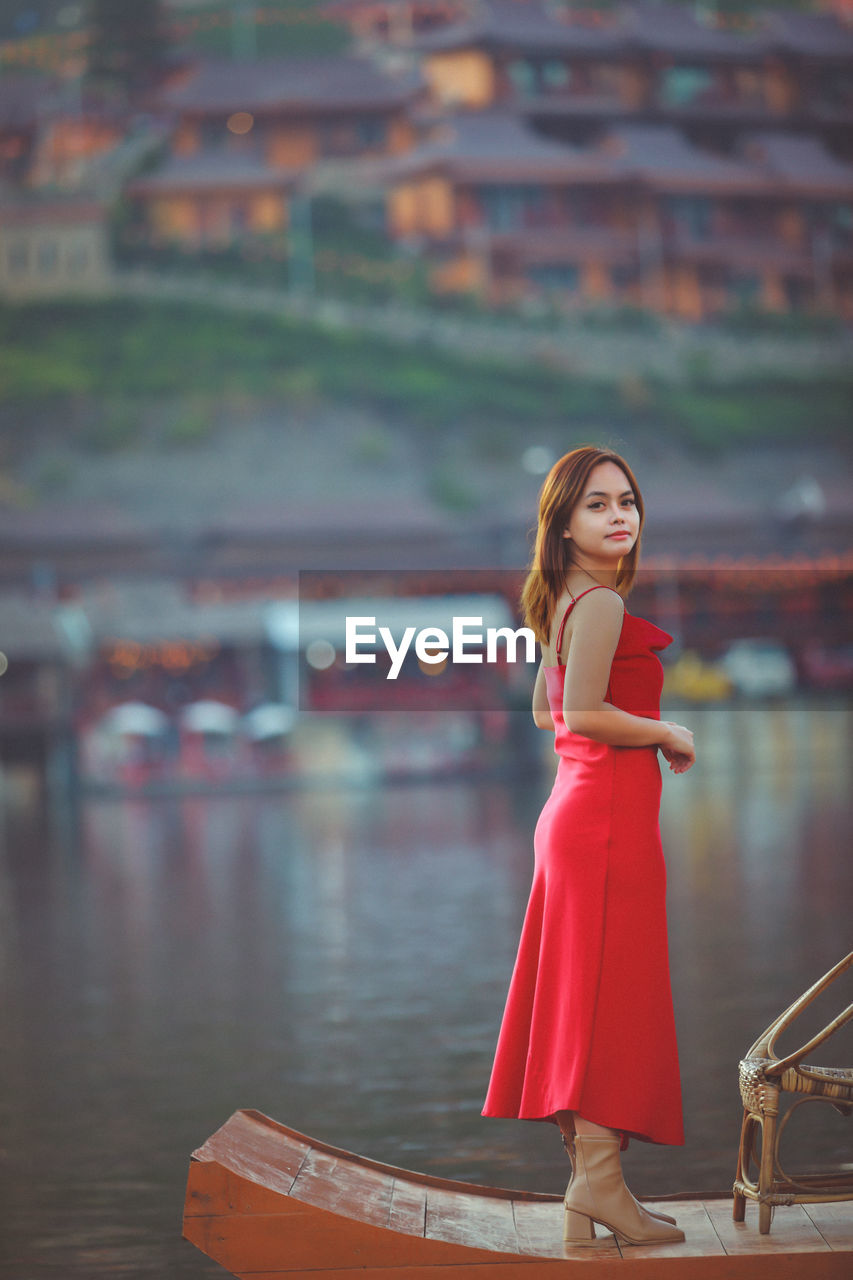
{"left": 482, "top": 586, "right": 684, "bottom": 1147}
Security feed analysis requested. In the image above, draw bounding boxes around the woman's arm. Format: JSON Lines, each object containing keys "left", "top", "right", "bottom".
{"left": 561, "top": 589, "right": 681, "bottom": 750}
{"left": 532, "top": 660, "right": 555, "bottom": 731}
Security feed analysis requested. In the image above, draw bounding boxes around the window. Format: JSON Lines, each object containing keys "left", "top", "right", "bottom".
{"left": 478, "top": 185, "right": 545, "bottom": 232}
{"left": 729, "top": 272, "right": 760, "bottom": 305}
{"left": 507, "top": 59, "right": 537, "bottom": 97}
{"left": 660, "top": 65, "right": 714, "bottom": 108}
{"left": 542, "top": 60, "right": 570, "bottom": 92}
{"left": 527, "top": 263, "right": 580, "bottom": 291}
{"left": 665, "top": 195, "right": 713, "bottom": 240}
{"left": 355, "top": 116, "right": 387, "bottom": 148}
{"left": 833, "top": 203, "right": 853, "bottom": 248}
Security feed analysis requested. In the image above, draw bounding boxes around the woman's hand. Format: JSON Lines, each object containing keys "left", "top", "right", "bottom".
{"left": 659, "top": 721, "right": 695, "bottom": 774}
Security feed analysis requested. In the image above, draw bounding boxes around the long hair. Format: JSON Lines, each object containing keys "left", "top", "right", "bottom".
{"left": 520, "top": 445, "right": 645, "bottom": 644}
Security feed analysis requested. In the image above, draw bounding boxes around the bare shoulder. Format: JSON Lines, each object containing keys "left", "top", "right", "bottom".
{"left": 560, "top": 587, "right": 624, "bottom": 664}
{"left": 571, "top": 586, "right": 625, "bottom": 624}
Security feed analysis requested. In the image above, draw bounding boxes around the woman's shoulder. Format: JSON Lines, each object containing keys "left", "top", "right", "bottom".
{"left": 568, "top": 584, "right": 625, "bottom": 618}
{"left": 547, "top": 584, "right": 625, "bottom": 664}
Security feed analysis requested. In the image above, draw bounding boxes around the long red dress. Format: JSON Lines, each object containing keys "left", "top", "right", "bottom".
{"left": 482, "top": 585, "right": 684, "bottom": 1147}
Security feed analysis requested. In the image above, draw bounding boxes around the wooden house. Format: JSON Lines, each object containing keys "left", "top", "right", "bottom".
{"left": 415, "top": 0, "right": 635, "bottom": 128}
{"left": 385, "top": 112, "right": 853, "bottom": 319}
{"left": 0, "top": 194, "right": 114, "bottom": 299}
{"left": 413, "top": 1, "right": 853, "bottom": 152}
{"left": 128, "top": 54, "right": 423, "bottom": 248}
{"left": 125, "top": 151, "right": 295, "bottom": 249}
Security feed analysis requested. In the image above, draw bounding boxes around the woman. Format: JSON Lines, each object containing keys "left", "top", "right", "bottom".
{"left": 482, "top": 445, "right": 695, "bottom": 1247}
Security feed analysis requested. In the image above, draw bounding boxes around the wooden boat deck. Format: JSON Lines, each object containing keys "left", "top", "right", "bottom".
{"left": 183, "top": 1109, "right": 853, "bottom": 1279}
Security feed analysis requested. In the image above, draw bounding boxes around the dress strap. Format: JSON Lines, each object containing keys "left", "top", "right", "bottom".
{"left": 554, "top": 585, "right": 611, "bottom": 666}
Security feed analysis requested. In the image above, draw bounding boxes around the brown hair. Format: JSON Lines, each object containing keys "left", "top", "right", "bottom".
{"left": 520, "top": 445, "right": 645, "bottom": 644}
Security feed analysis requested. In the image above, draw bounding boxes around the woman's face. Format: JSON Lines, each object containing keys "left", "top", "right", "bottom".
{"left": 562, "top": 461, "right": 640, "bottom": 566}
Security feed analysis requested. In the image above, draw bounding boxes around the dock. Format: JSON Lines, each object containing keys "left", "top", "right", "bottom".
{"left": 183, "top": 1110, "right": 853, "bottom": 1279}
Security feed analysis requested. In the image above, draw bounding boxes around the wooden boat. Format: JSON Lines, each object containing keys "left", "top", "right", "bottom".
{"left": 183, "top": 1109, "right": 853, "bottom": 1279}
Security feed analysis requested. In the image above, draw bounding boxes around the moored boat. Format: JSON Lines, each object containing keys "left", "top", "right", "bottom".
{"left": 183, "top": 1110, "right": 852, "bottom": 1278}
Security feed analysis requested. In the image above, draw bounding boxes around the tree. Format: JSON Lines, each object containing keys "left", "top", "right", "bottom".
{"left": 86, "top": 0, "right": 170, "bottom": 102}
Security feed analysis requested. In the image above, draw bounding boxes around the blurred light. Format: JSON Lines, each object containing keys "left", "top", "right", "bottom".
{"left": 0, "top": 651, "right": 8, "bottom": 677}
{"left": 522, "top": 446, "right": 554, "bottom": 475}
{"left": 227, "top": 112, "right": 254, "bottom": 135}
{"left": 306, "top": 639, "right": 336, "bottom": 670}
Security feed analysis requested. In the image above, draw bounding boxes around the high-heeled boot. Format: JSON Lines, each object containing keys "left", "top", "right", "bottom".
{"left": 563, "top": 1133, "right": 685, "bottom": 1246}
{"left": 561, "top": 1129, "right": 678, "bottom": 1228}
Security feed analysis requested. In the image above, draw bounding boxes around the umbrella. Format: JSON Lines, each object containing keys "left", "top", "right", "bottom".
{"left": 243, "top": 703, "right": 296, "bottom": 741}
{"left": 101, "top": 702, "right": 170, "bottom": 736}
{"left": 180, "top": 700, "right": 239, "bottom": 734}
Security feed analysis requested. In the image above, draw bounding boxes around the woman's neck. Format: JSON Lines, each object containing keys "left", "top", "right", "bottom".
{"left": 569, "top": 562, "right": 620, "bottom": 591}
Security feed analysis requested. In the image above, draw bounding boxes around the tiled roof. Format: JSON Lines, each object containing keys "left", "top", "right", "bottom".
{"left": 762, "top": 11, "right": 853, "bottom": 59}
{"left": 155, "top": 54, "right": 422, "bottom": 115}
{"left": 415, "top": 1, "right": 853, "bottom": 64}
{"left": 622, "top": 3, "right": 767, "bottom": 60}
{"left": 415, "top": 0, "right": 627, "bottom": 54}
{"left": 391, "top": 115, "right": 829, "bottom": 193}
{"left": 741, "top": 132, "right": 853, "bottom": 194}
{"left": 126, "top": 150, "right": 297, "bottom": 194}
{"left": 602, "top": 123, "right": 767, "bottom": 190}
{"left": 390, "top": 110, "right": 614, "bottom": 181}
{"left": 0, "top": 191, "right": 109, "bottom": 225}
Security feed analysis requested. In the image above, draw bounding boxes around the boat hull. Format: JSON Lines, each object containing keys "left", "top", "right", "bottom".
{"left": 183, "top": 1110, "right": 853, "bottom": 1278}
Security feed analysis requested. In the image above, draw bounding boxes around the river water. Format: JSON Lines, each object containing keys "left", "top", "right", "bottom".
{"left": 0, "top": 696, "right": 851, "bottom": 1278}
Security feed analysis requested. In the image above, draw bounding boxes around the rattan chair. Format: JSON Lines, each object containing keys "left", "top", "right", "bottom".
{"left": 733, "top": 951, "right": 853, "bottom": 1234}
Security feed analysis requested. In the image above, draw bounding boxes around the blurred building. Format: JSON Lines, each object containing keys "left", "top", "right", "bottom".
{"left": 125, "top": 54, "right": 422, "bottom": 249}
{"left": 386, "top": 110, "right": 853, "bottom": 317}
{"left": 1, "top": 1, "right": 852, "bottom": 319}
{"left": 412, "top": 2, "right": 853, "bottom": 156}
{"left": 0, "top": 193, "right": 114, "bottom": 299}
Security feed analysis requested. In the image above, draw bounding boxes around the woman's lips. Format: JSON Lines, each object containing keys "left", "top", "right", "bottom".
{"left": 606, "top": 531, "right": 631, "bottom": 539}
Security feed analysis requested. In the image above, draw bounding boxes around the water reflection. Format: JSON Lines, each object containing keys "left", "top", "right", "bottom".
{"left": 0, "top": 697, "right": 850, "bottom": 1277}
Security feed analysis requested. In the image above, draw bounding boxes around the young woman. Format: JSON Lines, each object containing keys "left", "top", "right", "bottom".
{"left": 482, "top": 446, "right": 695, "bottom": 1247}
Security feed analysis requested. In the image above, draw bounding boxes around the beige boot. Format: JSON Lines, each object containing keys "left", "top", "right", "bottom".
{"left": 561, "top": 1128, "right": 678, "bottom": 1228}
{"left": 563, "top": 1133, "right": 685, "bottom": 1246}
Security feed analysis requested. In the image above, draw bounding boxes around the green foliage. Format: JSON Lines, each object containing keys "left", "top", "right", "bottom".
{"left": 427, "top": 461, "right": 480, "bottom": 513}
{"left": 658, "top": 378, "right": 853, "bottom": 453}
{"left": 718, "top": 305, "right": 844, "bottom": 339}
{"left": 577, "top": 305, "right": 664, "bottom": 336}
{"left": 0, "top": 299, "right": 848, "bottom": 459}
